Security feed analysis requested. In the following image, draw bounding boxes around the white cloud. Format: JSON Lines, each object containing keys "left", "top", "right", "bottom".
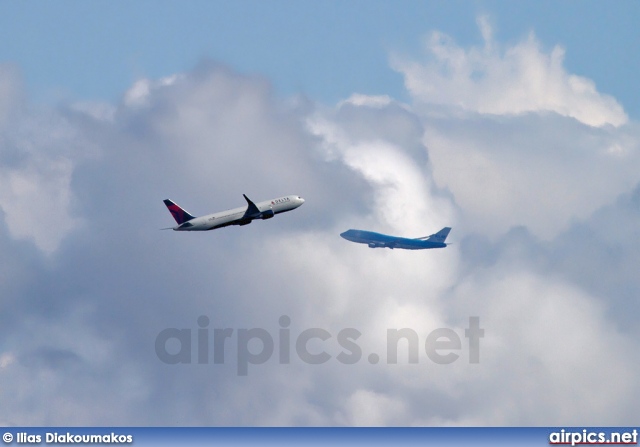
{"left": 0, "top": 158, "right": 80, "bottom": 254}
{"left": 392, "top": 16, "right": 628, "bottom": 128}
{"left": 340, "top": 389, "right": 407, "bottom": 426}
{"left": 338, "top": 94, "right": 395, "bottom": 109}
{"left": 307, "top": 98, "right": 455, "bottom": 236}
{"left": 0, "top": 69, "right": 86, "bottom": 254}
{"left": 422, "top": 117, "right": 640, "bottom": 238}
{"left": 0, "top": 353, "right": 14, "bottom": 369}
{"left": 123, "top": 74, "right": 182, "bottom": 108}
{"left": 386, "top": 17, "right": 640, "bottom": 239}
{"left": 442, "top": 269, "right": 636, "bottom": 425}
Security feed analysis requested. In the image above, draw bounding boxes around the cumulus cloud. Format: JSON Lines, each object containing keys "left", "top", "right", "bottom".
{"left": 1, "top": 20, "right": 640, "bottom": 427}
{"left": 389, "top": 19, "right": 640, "bottom": 239}
{"left": 122, "top": 74, "right": 182, "bottom": 108}
{"left": 0, "top": 158, "right": 80, "bottom": 254}
{"left": 392, "top": 16, "right": 628, "bottom": 128}
{"left": 443, "top": 268, "right": 636, "bottom": 425}
{"left": 422, "top": 114, "right": 640, "bottom": 238}
{"left": 0, "top": 66, "right": 87, "bottom": 253}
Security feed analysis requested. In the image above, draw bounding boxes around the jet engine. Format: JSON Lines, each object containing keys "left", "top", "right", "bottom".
{"left": 261, "top": 210, "right": 275, "bottom": 220}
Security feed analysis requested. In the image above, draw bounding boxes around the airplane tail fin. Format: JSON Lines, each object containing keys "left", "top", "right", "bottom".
{"left": 163, "top": 199, "right": 196, "bottom": 224}
{"left": 421, "top": 227, "right": 451, "bottom": 243}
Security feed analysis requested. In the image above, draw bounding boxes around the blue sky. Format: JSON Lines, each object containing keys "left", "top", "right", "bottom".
{"left": 2, "top": 1, "right": 640, "bottom": 427}
{"left": 2, "top": 1, "right": 639, "bottom": 115}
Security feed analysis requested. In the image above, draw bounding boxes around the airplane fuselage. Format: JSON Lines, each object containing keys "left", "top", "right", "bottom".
{"left": 172, "top": 195, "right": 304, "bottom": 231}
{"left": 340, "top": 229, "right": 448, "bottom": 249}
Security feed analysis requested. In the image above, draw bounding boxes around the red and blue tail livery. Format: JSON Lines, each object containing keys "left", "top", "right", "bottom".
{"left": 163, "top": 200, "right": 196, "bottom": 225}
{"left": 163, "top": 195, "right": 304, "bottom": 231}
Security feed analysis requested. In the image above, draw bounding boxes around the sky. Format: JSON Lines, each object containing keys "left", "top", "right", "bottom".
{"left": 1, "top": 1, "right": 640, "bottom": 426}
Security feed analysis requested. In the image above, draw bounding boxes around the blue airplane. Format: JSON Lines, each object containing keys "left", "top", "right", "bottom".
{"left": 340, "top": 227, "right": 451, "bottom": 250}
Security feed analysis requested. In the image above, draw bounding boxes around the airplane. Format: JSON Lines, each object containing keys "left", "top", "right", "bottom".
{"left": 340, "top": 227, "right": 451, "bottom": 249}
{"left": 163, "top": 194, "right": 304, "bottom": 231}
